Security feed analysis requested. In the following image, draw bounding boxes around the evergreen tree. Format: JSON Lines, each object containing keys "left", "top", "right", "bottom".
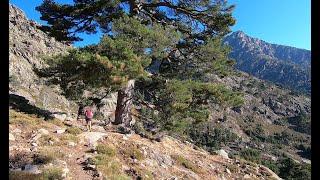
{"left": 39, "top": 15, "right": 180, "bottom": 125}
{"left": 36, "top": 0, "right": 236, "bottom": 77}
{"left": 36, "top": 0, "right": 237, "bottom": 126}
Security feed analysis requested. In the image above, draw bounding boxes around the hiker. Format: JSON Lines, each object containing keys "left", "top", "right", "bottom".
{"left": 77, "top": 103, "right": 85, "bottom": 123}
{"left": 84, "top": 107, "right": 94, "bottom": 131}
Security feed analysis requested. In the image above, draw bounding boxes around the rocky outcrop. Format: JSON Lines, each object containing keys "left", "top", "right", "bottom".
{"left": 9, "top": 4, "right": 76, "bottom": 116}
{"left": 9, "top": 4, "right": 117, "bottom": 121}
{"left": 224, "top": 31, "right": 311, "bottom": 94}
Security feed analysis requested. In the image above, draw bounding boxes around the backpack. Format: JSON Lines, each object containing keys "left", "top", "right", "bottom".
{"left": 85, "top": 109, "right": 94, "bottom": 118}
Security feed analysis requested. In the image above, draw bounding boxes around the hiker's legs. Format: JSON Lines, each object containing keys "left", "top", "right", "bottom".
{"left": 89, "top": 121, "right": 92, "bottom": 131}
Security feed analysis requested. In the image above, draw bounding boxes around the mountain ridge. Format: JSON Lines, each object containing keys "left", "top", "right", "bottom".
{"left": 224, "top": 31, "right": 310, "bottom": 94}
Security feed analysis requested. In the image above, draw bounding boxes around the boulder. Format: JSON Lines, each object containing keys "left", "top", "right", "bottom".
{"left": 215, "top": 149, "right": 229, "bottom": 159}
{"left": 78, "top": 132, "right": 107, "bottom": 148}
{"left": 23, "top": 164, "right": 41, "bottom": 174}
{"left": 38, "top": 128, "right": 49, "bottom": 135}
{"left": 9, "top": 133, "right": 15, "bottom": 141}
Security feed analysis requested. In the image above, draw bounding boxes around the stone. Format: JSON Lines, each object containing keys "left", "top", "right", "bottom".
{"left": 62, "top": 167, "right": 69, "bottom": 178}
{"left": 49, "top": 140, "right": 54, "bottom": 145}
{"left": 78, "top": 132, "right": 107, "bottom": 147}
{"left": 225, "top": 168, "right": 231, "bottom": 174}
{"left": 31, "top": 142, "right": 38, "bottom": 147}
{"left": 55, "top": 129, "right": 66, "bottom": 134}
{"left": 12, "top": 128, "right": 22, "bottom": 134}
{"left": 53, "top": 113, "right": 67, "bottom": 121}
{"left": 30, "top": 147, "right": 38, "bottom": 151}
{"left": 38, "top": 128, "right": 49, "bottom": 135}
{"left": 23, "top": 164, "right": 41, "bottom": 174}
{"left": 31, "top": 133, "right": 42, "bottom": 142}
{"left": 301, "top": 158, "right": 311, "bottom": 164}
{"left": 243, "top": 174, "right": 251, "bottom": 179}
{"left": 9, "top": 133, "right": 15, "bottom": 141}
{"left": 86, "top": 164, "right": 96, "bottom": 170}
{"left": 215, "top": 149, "right": 229, "bottom": 159}
{"left": 68, "top": 141, "right": 76, "bottom": 147}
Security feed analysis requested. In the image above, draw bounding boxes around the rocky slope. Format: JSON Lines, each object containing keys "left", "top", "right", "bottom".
{"left": 9, "top": 3, "right": 311, "bottom": 180}
{"left": 9, "top": 4, "right": 117, "bottom": 121}
{"left": 224, "top": 31, "right": 311, "bottom": 94}
{"left": 9, "top": 109, "right": 281, "bottom": 179}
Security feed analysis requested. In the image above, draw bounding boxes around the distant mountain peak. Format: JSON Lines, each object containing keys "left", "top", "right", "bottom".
{"left": 224, "top": 30, "right": 311, "bottom": 94}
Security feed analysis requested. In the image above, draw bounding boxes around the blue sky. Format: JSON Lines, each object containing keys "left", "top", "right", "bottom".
{"left": 10, "top": 0, "right": 311, "bottom": 50}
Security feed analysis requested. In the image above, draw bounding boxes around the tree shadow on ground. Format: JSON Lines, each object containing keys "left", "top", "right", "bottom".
{"left": 9, "top": 93, "right": 54, "bottom": 120}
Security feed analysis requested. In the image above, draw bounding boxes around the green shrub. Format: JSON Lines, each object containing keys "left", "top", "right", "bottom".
{"left": 92, "top": 155, "right": 129, "bottom": 179}
{"left": 189, "top": 124, "right": 238, "bottom": 152}
{"left": 42, "top": 167, "right": 64, "bottom": 180}
{"left": 122, "top": 144, "right": 145, "bottom": 161}
{"left": 278, "top": 157, "right": 311, "bottom": 179}
{"left": 240, "top": 148, "right": 261, "bottom": 163}
{"left": 66, "top": 127, "right": 82, "bottom": 135}
{"left": 96, "top": 144, "right": 116, "bottom": 157}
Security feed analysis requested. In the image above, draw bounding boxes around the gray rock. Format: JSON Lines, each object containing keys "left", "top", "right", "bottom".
{"left": 31, "top": 142, "right": 38, "bottom": 147}
{"left": 55, "top": 129, "right": 66, "bottom": 134}
{"left": 9, "top": 133, "right": 15, "bottom": 141}
{"left": 225, "top": 168, "right": 231, "bottom": 174}
{"left": 53, "top": 113, "right": 67, "bottom": 121}
{"left": 12, "top": 128, "right": 22, "bottom": 134}
{"left": 78, "top": 132, "right": 107, "bottom": 148}
{"left": 243, "top": 174, "right": 251, "bottom": 179}
{"left": 62, "top": 167, "right": 69, "bottom": 178}
{"left": 38, "top": 128, "right": 49, "bottom": 135}
{"left": 301, "top": 158, "right": 311, "bottom": 164}
{"left": 23, "top": 164, "right": 41, "bottom": 174}
{"left": 215, "top": 149, "right": 229, "bottom": 159}
{"left": 68, "top": 141, "right": 76, "bottom": 147}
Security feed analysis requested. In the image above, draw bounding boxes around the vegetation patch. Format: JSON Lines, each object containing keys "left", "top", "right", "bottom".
{"left": 60, "top": 134, "right": 79, "bottom": 144}
{"left": 93, "top": 154, "right": 129, "bottom": 179}
{"left": 96, "top": 144, "right": 116, "bottom": 157}
{"left": 33, "top": 147, "right": 65, "bottom": 164}
{"left": 66, "top": 126, "right": 82, "bottom": 135}
{"left": 9, "top": 171, "right": 43, "bottom": 180}
{"left": 48, "top": 118, "right": 65, "bottom": 127}
{"left": 121, "top": 144, "right": 145, "bottom": 161}
{"left": 9, "top": 109, "right": 42, "bottom": 128}
{"left": 38, "top": 134, "right": 56, "bottom": 146}
{"left": 171, "top": 154, "right": 202, "bottom": 174}
{"left": 42, "top": 167, "right": 64, "bottom": 180}
{"left": 240, "top": 148, "right": 261, "bottom": 163}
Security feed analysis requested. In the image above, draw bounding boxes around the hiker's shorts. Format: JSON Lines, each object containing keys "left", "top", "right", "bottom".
{"left": 85, "top": 117, "right": 92, "bottom": 122}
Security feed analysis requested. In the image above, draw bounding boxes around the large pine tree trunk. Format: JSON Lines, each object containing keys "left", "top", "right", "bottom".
{"left": 113, "top": 79, "right": 135, "bottom": 126}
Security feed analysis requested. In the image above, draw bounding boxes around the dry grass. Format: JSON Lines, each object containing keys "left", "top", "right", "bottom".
{"left": 121, "top": 144, "right": 145, "bottom": 161}
{"left": 33, "top": 147, "right": 65, "bottom": 164}
{"left": 9, "top": 171, "right": 43, "bottom": 180}
{"left": 41, "top": 167, "right": 64, "bottom": 180}
{"left": 66, "top": 126, "right": 82, "bottom": 135}
{"left": 59, "top": 134, "right": 79, "bottom": 144}
{"left": 96, "top": 144, "right": 116, "bottom": 157}
{"left": 9, "top": 109, "right": 42, "bottom": 128}
{"left": 38, "top": 134, "right": 57, "bottom": 146}
{"left": 171, "top": 154, "right": 202, "bottom": 174}
{"left": 48, "top": 118, "right": 65, "bottom": 127}
{"left": 93, "top": 154, "right": 129, "bottom": 179}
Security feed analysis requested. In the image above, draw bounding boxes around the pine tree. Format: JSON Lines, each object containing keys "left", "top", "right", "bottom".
{"left": 36, "top": 0, "right": 237, "bottom": 126}
{"left": 38, "top": 15, "right": 180, "bottom": 125}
